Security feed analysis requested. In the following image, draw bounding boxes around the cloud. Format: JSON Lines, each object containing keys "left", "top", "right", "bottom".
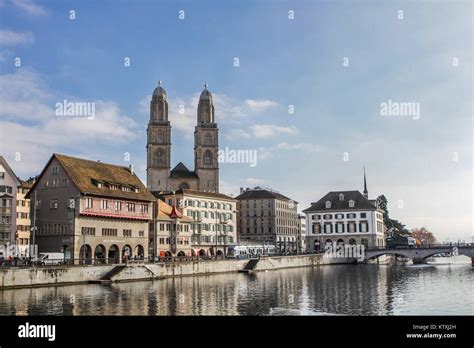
{"left": 251, "top": 124, "right": 298, "bottom": 139}
{"left": 244, "top": 99, "right": 278, "bottom": 112}
{"left": 0, "top": 69, "right": 140, "bottom": 177}
{"left": 277, "top": 142, "right": 325, "bottom": 153}
{"left": 0, "top": 29, "right": 34, "bottom": 45}
{"left": 245, "top": 177, "right": 268, "bottom": 186}
{"left": 10, "top": 0, "right": 48, "bottom": 16}
{"left": 139, "top": 92, "right": 280, "bottom": 139}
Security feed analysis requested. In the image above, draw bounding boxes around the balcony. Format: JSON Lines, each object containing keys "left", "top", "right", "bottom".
{"left": 79, "top": 198, "right": 152, "bottom": 221}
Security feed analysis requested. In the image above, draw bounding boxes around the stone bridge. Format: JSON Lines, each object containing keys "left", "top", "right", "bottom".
{"left": 364, "top": 245, "right": 474, "bottom": 264}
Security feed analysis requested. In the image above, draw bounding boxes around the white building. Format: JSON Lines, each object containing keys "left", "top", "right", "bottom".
{"left": 158, "top": 189, "right": 237, "bottom": 257}
{"left": 303, "top": 190, "right": 385, "bottom": 251}
{"left": 297, "top": 214, "right": 306, "bottom": 252}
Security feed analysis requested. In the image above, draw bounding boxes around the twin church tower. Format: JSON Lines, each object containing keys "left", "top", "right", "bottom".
{"left": 146, "top": 82, "right": 219, "bottom": 193}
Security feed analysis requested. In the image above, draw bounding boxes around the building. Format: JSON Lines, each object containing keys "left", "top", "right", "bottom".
{"left": 147, "top": 82, "right": 219, "bottom": 193}
{"left": 0, "top": 156, "right": 20, "bottom": 245}
{"left": 16, "top": 179, "right": 33, "bottom": 256}
{"left": 26, "top": 154, "right": 155, "bottom": 263}
{"left": 297, "top": 213, "right": 306, "bottom": 253}
{"left": 303, "top": 176, "right": 385, "bottom": 251}
{"left": 149, "top": 199, "right": 193, "bottom": 258}
{"left": 236, "top": 187, "right": 299, "bottom": 253}
{"left": 157, "top": 189, "right": 237, "bottom": 257}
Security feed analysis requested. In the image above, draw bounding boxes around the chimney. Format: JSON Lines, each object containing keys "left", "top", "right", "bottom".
{"left": 129, "top": 164, "right": 134, "bottom": 175}
{"left": 240, "top": 187, "right": 244, "bottom": 194}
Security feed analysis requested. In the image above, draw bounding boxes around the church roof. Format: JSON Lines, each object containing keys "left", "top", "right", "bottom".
{"left": 199, "top": 85, "right": 213, "bottom": 103}
{"left": 170, "top": 162, "right": 199, "bottom": 179}
{"left": 152, "top": 81, "right": 167, "bottom": 100}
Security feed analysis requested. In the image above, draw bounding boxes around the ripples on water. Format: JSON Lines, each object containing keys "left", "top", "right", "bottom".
{"left": 1, "top": 258, "right": 472, "bottom": 316}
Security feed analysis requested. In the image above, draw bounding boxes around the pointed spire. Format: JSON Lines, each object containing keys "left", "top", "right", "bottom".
{"left": 363, "top": 166, "right": 368, "bottom": 199}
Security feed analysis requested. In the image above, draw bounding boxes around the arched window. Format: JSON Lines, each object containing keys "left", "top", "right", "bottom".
{"left": 204, "top": 150, "right": 213, "bottom": 165}
{"left": 204, "top": 133, "right": 212, "bottom": 145}
{"left": 154, "top": 149, "right": 165, "bottom": 166}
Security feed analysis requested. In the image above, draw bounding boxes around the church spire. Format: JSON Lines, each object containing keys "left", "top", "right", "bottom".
{"left": 363, "top": 166, "right": 368, "bottom": 199}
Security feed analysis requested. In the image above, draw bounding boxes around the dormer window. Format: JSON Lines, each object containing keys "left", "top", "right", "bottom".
{"left": 97, "top": 182, "right": 103, "bottom": 188}
{"left": 349, "top": 200, "right": 355, "bottom": 208}
{"left": 339, "top": 193, "right": 344, "bottom": 201}
{"left": 134, "top": 188, "right": 139, "bottom": 193}
{"left": 325, "top": 201, "right": 332, "bottom": 209}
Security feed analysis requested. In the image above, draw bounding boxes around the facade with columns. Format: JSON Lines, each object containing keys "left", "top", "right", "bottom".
{"left": 146, "top": 82, "right": 219, "bottom": 193}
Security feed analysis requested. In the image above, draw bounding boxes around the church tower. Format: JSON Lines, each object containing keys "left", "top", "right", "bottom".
{"left": 194, "top": 84, "right": 219, "bottom": 192}
{"left": 147, "top": 81, "right": 171, "bottom": 192}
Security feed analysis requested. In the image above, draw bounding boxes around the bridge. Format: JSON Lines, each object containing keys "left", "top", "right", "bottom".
{"left": 364, "top": 245, "right": 474, "bottom": 264}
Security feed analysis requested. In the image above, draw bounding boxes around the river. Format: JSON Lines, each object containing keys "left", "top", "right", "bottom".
{"left": 1, "top": 257, "right": 472, "bottom": 315}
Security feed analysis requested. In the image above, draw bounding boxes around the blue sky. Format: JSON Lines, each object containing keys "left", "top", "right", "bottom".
{"left": 0, "top": 0, "right": 472, "bottom": 241}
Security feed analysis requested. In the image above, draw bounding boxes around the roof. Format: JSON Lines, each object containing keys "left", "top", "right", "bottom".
{"left": 0, "top": 156, "right": 21, "bottom": 186}
{"left": 302, "top": 191, "right": 377, "bottom": 213}
{"left": 27, "top": 154, "right": 155, "bottom": 202}
{"left": 235, "top": 188, "right": 297, "bottom": 203}
{"left": 170, "top": 162, "right": 199, "bottom": 179}
{"left": 199, "top": 88, "right": 213, "bottom": 103}
{"left": 156, "top": 199, "right": 193, "bottom": 222}
{"left": 152, "top": 84, "right": 167, "bottom": 100}
{"left": 155, "top": 188, "right": 236, "bottom": 202}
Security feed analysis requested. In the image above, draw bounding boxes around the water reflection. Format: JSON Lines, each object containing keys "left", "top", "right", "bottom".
{"left": 0, "top": 262, "right": 472, "bottom": 316}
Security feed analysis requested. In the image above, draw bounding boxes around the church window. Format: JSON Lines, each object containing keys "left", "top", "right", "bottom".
{"left": 154, "top": 149, "right": 165, "bottom": 166}
{"left": 204, "top": 150, "right": 212, "bottom": 165}
{"left": 204, "top": 133, "right": 212, "bottom": 145}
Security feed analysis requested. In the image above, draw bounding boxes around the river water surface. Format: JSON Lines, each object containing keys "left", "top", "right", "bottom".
{"left": 1, "top": 259, "right": 472, "bottom": 315}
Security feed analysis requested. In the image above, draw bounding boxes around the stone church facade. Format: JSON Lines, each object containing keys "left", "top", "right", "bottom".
{"left": 146, "top": 82, "right": 219, "bottom": 193}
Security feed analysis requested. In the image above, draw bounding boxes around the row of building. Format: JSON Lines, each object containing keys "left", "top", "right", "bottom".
{"left": 0, "top": 82, "right": 386, "bottom": 262}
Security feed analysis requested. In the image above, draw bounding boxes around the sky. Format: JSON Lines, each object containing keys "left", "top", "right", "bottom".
{"left": 0, "top": 0, "right": 472, "bottom": 242}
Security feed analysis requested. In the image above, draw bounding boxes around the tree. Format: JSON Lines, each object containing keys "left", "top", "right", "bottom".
{"left": 376, "top": 194, "right": 409, "bottom": 235}
{"left": 411, "top": 227, "right": 437, "bottom": 245}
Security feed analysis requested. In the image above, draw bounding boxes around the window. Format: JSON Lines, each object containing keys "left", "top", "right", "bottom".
{"left": 348, "top": 222, "right": 356, "bottom": 233}
{"left": 123, "top": 229, "right": 132, "bottom": 237}
{"left": 50, "top": 198, "right": 58, "bottom": 209}
{"left": 360, "top": 222, "right": 368, "bottom": 233}
{"left": 204, "top": 150, "right": 213, "bottom": 165}
{"left": 336, "top": 214, "right": 344, "bottom": 220}
{"left": 110, "top": 184, "right": 118, "bottom": 190}
{"left": 85, "top": 198, "right": 93, "bottom": 208}
{"left": 312, "top": 224, "right": 321, "bottom": 234}
{"left": 312, "top": 214, "right": 321, "bottom": 220}
{"left": 338, "top": 193, "right": 344, "bottom": 201}
{"left": 323, "top": 214, "right": 332, "bottom": 220}
{"left": 325, "top": 201, "right": 332, "bottom": 209}
{"left": 336, "top": 223, "right": 344, "bottom": 233}
{"left": 204, "top": 133, "right": 212, "bottom": 145}
{"left": 324, "top": 224, "right": 332, "bottom": 234}
{"left": 52, "top": 166, "right": 59, "bottom": 174}
{"left": 141, "top": 204, "right": 148, "bottom": 214}
{"left": 360, "top": 213, "right": 367, "bottom": 218}
{"left": 61, "top": 179, "right": 69, "bottom": 187}
{"left": 101, "top": 200, "right": 108, "bottom": 209}
{"left": 102, "top": 228, "right": 117, "bottom": 236}
{"left": 115, "top": 201, "right": 122, "bottom": 211}
{"left": 127, "top": 202, "right": 136, "bottom": 212}
{"left": 348, "top": 200, "right": 355, "bottom": 208}
{"left": 347, "top": 213, "right": 356, "bottom": 219}
{"left": 0, "top": 172, "right": 4, "bottom": 179}
{"left": 81, "top": 227, "right": 96, "bottom": 235}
